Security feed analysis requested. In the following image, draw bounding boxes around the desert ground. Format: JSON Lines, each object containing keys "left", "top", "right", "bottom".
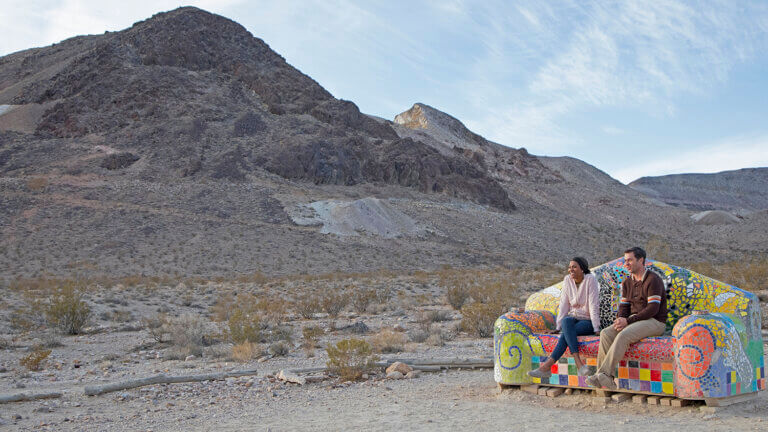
{"left": 1, "top": 270, "right": 766, "bottom": 431}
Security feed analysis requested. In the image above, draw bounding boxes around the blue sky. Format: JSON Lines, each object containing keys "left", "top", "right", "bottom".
{"left": 3, "top": 1, "right": 768, "bottom": 183}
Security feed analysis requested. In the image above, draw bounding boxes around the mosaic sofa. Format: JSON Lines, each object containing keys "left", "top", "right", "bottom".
{"left": 493, "top": 258, "right": 765, "bottom": 402}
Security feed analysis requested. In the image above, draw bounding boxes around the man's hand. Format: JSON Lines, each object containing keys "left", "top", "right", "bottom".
{"left": 613, "top": 317, "right": 628, "bottom": 331}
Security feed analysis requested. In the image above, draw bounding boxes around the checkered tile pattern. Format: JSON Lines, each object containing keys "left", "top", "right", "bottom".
{"left": 530, "top": 356, "right": 675, "bottom": 395}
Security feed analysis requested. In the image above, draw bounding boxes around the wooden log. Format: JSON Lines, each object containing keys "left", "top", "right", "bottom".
{"left": 381, "top": 357, "right": 492, "bottom": 366}
{"left": 521, "top": 384, "right": 539, "bottom": 395}
{"left": 546, "top": 387, "right": 565, "bottom": 398}
{"left": 537, "top": 387, "right": 549, "bottom": 396}
{"left": 564, "top": 388, "right": 573, "bottom": 395}
{"left": 671, "top": 398, "right": 691, "bottom": 407}
{"left": 647, "top": 395, "right": 662, "bottom": 405}
{"left": 84, "top": 368, "right": 259, "bottom": 396}
{"left": 594, "top": 389, "right": 614, "bottom": 397}
{"left": 704, "top": 392, "right": 757, "bottom": 407}
{"left": 611, "top": 393, "right": 633, "bottom": 403}
{"left": 659, "top": 397, "right": 674, "bottom": 406}
{"left": 632, "top": 394, "right": 648, "bottom": 404}
{"left": 0, "top": 391, "right": 63, "bottom": 404}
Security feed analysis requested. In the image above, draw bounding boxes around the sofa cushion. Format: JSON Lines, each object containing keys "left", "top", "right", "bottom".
{"left": 538, "top": 334, "right": 675, "bottom": 362}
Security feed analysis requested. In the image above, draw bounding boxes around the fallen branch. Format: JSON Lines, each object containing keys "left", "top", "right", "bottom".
{"left": 0, "top": 391, "right": 63, "bottom": 404}
{"left": 379, "top": 357, "right": 493, "bottom": 369}
{"left": 84, "top": 368, "right": 259, "bottom": 396}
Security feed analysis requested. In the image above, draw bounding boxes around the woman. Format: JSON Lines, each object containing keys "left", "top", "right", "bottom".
{"left": 527, "top": 257, "right": 600, "bottom": 378}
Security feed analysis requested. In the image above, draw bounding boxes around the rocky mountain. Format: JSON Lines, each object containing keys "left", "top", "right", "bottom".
{"left": 0, "top": 7, "right": 513, "bottom": 211}
{"left": 629, "top": 168, "right": 768, "bottom": 213}
{"left": 0, "top": 7, "right": 764, "bottom": 279}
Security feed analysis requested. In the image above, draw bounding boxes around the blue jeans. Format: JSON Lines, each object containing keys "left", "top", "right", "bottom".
{"left": 550, "top": 317, "right": 594, "bottom": 361}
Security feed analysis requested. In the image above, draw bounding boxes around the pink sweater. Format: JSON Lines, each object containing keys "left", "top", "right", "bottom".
{"left": 556, "top": 273, "right": 600, "bottom": 333}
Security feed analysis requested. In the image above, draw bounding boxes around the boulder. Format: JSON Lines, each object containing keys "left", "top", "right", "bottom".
{"left": 385, "top": 361, "right": 412, "bottom": 376}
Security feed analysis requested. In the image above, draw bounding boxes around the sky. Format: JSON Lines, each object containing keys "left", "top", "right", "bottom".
{"left": 2, "top": 0, "right": 768, "bottom": 183}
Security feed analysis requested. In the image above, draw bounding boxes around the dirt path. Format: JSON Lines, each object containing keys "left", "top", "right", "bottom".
{"left": 3, "top": 370, "right": 767, "bottom": 431}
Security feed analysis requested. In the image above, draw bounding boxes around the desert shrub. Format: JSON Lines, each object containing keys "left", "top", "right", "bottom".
{"left": 326, "top": 338, "right": 379, "bottom": 381}
{"left": 426, "top": 331, "right": 445, "bottom": 347}
{"left": 375, "top": 287, "right": 393, "bottom": 304}
{"left": 268, "top": 340, "right": 290, "bottom": 357}
{"left": 9, "top": 308, "right": 43, "bottom": 333}
{"left": 232, "top": 342, "right": 262, "bottom": 362}
{"left": 266, "top": 325, "right": 293, "bottom": 343}
{"left": 45, "top": 283, "right": 92, "bottom": 335}
{"left": 460, "top": 302, "right": 507, "bottom": 337}
{"left": 295, "top": 295, "right": 321, "bottom": 319}
{"left": 321, "top": 289, "right": 349, "bottom": 318}
{"left": 255, "top": 297, "right": 290, "bottom": 325}
{"left": 408, "top": 329, "right": 429, "bottom": 343}
{"left": 228, "top": 309, "right": 261, "bottom": 344}
{"left": 370, "top": 328, "right": 407, "bottom": 353}
{"left": 141, "top": 313, "right": 169, "bottom": 342}
{"left": 20, "top": 347, "right": 51, "bottom": 371}
{"left": 165, "top": 314, "right": 207, "bottom": 358}
{"left": 301, "top": 325, "right": 324, "bottom": 353}
{"left": 107, "top": 309, "right": 134, "bottom": 323}
{"left": 209, "top": 292, "right": 237, "bottom": 322}
{"left": 351, "top": 288, "right": 377, "bottom": 314}
{"left": 445, "top": 285, "right": 470, "bottom": 310}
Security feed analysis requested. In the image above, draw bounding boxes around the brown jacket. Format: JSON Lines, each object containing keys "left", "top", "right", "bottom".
{"left": 618, "top": 270, "right": 667, "bottom": 325}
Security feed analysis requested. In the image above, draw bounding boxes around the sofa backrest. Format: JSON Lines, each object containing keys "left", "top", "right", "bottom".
{"left": 525, "top": 257, "right": 761, "bottom": 337}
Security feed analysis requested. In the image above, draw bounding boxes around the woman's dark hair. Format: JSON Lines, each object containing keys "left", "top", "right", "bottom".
{"left": 571, "top": 257, "right": 591, "bottom": 274}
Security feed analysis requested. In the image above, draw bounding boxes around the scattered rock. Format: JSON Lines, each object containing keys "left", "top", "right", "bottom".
{"left": 405, "top": 371, "right": 420, "bottom": 379}
{"left": 386, "top": 371, "right": 404, "bottom": 380}
{"left": 277, "top": 370, "right": 306, "bottom": 385}
{"left": 343, "top": 321, "right": 370, "bottom": 334}
{"left": 385, "top": 361, "right": 413, "bottom": 376}
{"left": 185, "top": 355, "right": 196, "bottom": 361}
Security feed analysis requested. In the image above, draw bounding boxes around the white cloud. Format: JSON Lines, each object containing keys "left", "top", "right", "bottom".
{"left": 602, "top": 126, "right": 624, "bottom": 135}
{"left": 610, "top": 135, "right": 768, "bottom": 184}
{"left": 460, "top": 0, "right": 768, "bottom": 153}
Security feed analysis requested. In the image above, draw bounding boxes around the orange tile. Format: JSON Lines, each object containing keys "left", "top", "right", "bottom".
{"left": 662, "top": 363, "right": 674, "bottom": 371}
{"left": 569, "top": 375, "right": 579, "bottom": 386}
{"left": 618, "top": 367, "right": 629, "bottom": 379}
{"left": 587, "top": 358, "right": 597, "bottom": 366}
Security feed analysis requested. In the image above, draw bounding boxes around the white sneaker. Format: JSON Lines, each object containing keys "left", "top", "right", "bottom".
{"left": 578, "top": 365, "right": 591, "bottom": 376}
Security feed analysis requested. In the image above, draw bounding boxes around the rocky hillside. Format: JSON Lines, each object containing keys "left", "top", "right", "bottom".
{"left": 0, "top": 7, "right": 513, "bottom": 211}
{"left": 629, "top": 168, "right": 768, "bottom": 213}
{"left": 0, "top": 7, "right": 764, "bottom": 279}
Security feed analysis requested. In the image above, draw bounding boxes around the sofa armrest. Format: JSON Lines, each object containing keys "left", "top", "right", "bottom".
{"left": 493, "top": 310, "right": 556, "bottom": 384}
{"left": 672, "top": 311, "right": 758, "bottom": 399}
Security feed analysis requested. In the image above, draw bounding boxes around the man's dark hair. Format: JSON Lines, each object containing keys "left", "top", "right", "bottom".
{"left": 572, "top": 257, "right": 591, "bottom": 274}
{"left": 624, "top": 247, "right": 646, "bottom": 263}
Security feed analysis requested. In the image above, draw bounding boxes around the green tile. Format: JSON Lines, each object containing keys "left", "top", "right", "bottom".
{"left": 662, "top": 371, "right": 674, "bottom": 382}
{"left": 568, "top": 364, "right": 577, "bottom": 375}
{"left": 731, "top": 383, "right": 738, "bottom": 395}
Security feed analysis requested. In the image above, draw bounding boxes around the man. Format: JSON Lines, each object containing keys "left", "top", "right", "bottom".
{"left": 586, "top": 247, "right": 667, "bottom": 390}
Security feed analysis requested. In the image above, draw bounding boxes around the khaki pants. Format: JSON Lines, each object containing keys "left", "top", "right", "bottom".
{"left": 597, "top": 319, "right": 666, "bottom": 377}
